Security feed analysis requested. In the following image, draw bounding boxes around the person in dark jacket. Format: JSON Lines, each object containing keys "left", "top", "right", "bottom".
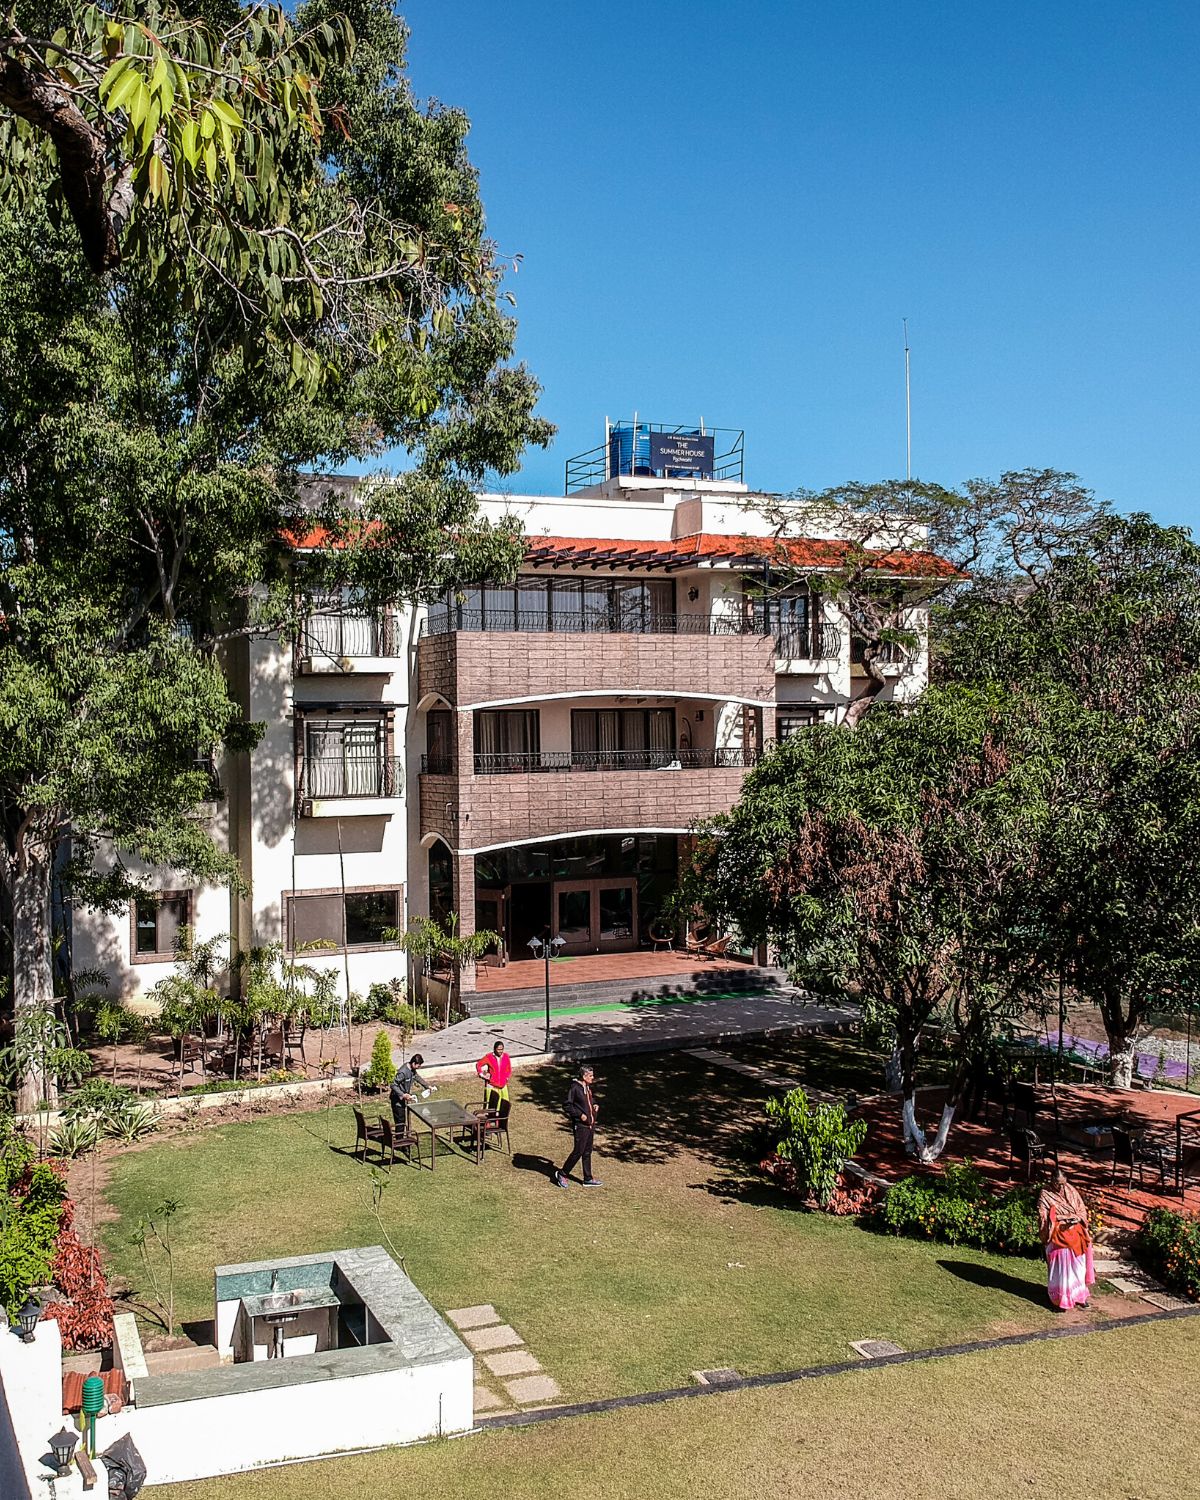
{"left": 555, "top": 1064, "right": 602, "bottom": 1187}
{"left": 390, "top": 1053, "right": 434, "bottom": 1127}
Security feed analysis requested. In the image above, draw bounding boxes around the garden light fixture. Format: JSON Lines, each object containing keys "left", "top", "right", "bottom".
{"left": 50, "top": 1426, "right": 79, "bottom": 1477}
{"left": 17, "top": 1295, "right": 40, "bottom": 1342}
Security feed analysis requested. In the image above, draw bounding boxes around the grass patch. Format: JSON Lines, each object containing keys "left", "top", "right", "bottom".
{"left": 105, "top": 1040, "right": 1096, "bottom": 1402}
{"left": 155, "top": 1317, "right": 1198, "bottom": 1499}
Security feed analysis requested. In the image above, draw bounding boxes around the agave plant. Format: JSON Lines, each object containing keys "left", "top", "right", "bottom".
{"left": 49, "top": 1116, "right": 100, "bottom": 1160}
{"left": 102, "top": 1102, "right": 160, "bottom": 1144}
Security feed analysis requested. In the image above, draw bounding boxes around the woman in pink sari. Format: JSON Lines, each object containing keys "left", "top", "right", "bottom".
{"left": 1037, "top": 1170, "right": 1095, "bottom": 1311}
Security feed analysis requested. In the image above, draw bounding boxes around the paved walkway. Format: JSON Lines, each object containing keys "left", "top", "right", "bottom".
{"left": 421, "top": 990, "right": 860, "bottom": 1071}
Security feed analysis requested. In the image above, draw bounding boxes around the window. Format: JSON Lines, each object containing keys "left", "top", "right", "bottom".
{"left": 303, "top": 717, "right": 387, "bottom": 797}
{"left": 286, "top": 888, "right": 402, "bottom": 951}
{"left": 571, "top": 708, "right": 675, "bottom": 768}
{"left": 426, "top": 710, "right": 454, "bottom": 773}
{"left": 429, "top": 845, "right": 453, "bottom": 924}
{"left": 756, "top": 587, "right": 814, "bottom": 656}
{"left": 776, "top": 709, "right": 821, "bottom": 741}
{"left": 132, "top": 892, "right": 193, "bottom": 961}
{"left": 474, "top": 710, "right": 540, "bottom": 772}
{"left": 438, "top": 576, "right": 676, "bottom": 634}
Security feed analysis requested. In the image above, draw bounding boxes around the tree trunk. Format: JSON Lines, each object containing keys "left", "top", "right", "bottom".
{"left": 1108, "top": 1035, "right": 1137, "bottom": 1089}
{"left": 11, "top": 846, "right": 56, "bottom": 1113}
{"left": 901, "top": 1052, "right": 969, "bottom": 1163}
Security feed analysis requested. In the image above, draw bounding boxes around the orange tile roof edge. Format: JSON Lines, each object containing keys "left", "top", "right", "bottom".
{"left": 286, "top": 525, "right": 961, "bottom": 578}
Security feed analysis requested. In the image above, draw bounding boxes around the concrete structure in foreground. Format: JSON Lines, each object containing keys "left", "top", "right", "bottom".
{"left": 0, "top": 1248, "right": 471, "bottom": 1494}
{"left": 73, "top": 419, "right": 949, "bottom": 1009}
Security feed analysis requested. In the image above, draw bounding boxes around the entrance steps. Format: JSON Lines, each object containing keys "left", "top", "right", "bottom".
{"left": 467, "top": 965, "right": 790, "bottom": 1017}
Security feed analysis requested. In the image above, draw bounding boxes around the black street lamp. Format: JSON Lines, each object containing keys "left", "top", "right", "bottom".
{"left": 16, "top": 1295, "right": 40, "bottom": 1343}
{"left": 50, "top": 1426, "right": 79, "bottom": 1477}
{"left": 528, "top": 930, "right": 566, "bottom": 1053}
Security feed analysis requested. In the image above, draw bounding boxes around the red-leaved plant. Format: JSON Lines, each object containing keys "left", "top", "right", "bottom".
{"left": 42, "top": 1224, "right": 114, "bottom": 1351}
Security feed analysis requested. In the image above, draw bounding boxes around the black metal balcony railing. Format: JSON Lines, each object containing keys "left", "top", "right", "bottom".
{"left": 300, "top": 613, "right": 397, "bottom": 659}
{"left": 422, "top": 607, "right": 769, "bottom": 640}
{"left": 772, "top": 622, "right": 842, "bottom": 660}
{"left": 420, "top": 747, "right": 763, "bottom": 776}
{"left": 298, "top": 756, "right": 404, "bottom": 800}
{"left": 850, "top": 636, "right": 905, "bottom": 665}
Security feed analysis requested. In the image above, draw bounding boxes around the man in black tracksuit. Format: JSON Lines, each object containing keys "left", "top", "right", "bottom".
{"left": 554, "top": 1064, "right": 602, "bottom": 1188}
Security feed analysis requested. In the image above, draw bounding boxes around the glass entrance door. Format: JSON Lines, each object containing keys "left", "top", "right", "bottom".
{"left": 598, "top": 882, "right": 636, "bottom": 946}
{"left": 552, "top": 879, "right": 638, "bottom": 953}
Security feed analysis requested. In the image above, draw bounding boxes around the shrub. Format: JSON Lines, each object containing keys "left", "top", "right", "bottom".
{"left": 42, "top": 1225, "right": 115, "bottom": 1350}
{"left": 361, "top": 1030, "right": 396, "bottom": 1092}
{"left": 1132, "top": 1207, "right": 1200, "bottom": 1301}
{"left": 61, "top": 1080, "right": 138, "bottom": 1120}
{"left": 383, "top": 1000, "right": 423, "bottom": 1034}
{"left": 877, "top": 1162, "right": 1042, "bottom": 1257}
{"left": 764, "top": 1088, "right": 867, "bottom": 1209}
{"left": 0, "top": 1124, "right": 68, "bottom": 1317}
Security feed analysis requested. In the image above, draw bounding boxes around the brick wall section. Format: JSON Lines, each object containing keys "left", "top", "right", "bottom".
{"left": 418, "top": 630, "right": 777, "bottom": 706}
{"left": 419, "top": 766, "right": 749, "bottom": 852}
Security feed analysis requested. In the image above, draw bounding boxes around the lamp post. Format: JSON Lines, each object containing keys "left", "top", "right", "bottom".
{"left": 528, "top": 929, "right": 566, "bottom": 1053}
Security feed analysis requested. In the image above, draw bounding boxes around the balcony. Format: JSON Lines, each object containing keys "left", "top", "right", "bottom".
{"left": 771, "top": 621, "right": 842, "bottom": 663}
{"left": 418, "top": 749, "right": 759, "bottom": 849}
{"left": 418, "top": 617, "right": 777, "bottom": 707}
{"left": 421, "top": 747, "right": 762, "bottom": 776}
{"left": 297, "top": 613, "right": 399, "bottom": 674}
{"left": 296, "top": 755, "right": 404, "bottom": 817}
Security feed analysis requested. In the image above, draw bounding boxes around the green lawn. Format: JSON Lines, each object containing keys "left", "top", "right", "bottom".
{"left": 102, "top": 1039, "right": 1109, "bottom": 1405}
{"left": 158, "top": 1317, "right": 1199, "bottom": 1499}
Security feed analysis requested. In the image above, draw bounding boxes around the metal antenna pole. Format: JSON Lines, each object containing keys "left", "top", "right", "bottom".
{"left": 903, "top": 318, "right": 912, "bottom": 480}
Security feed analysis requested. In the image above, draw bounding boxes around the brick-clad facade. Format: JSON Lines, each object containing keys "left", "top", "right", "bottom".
{"left": 419, "top": 765, "right": 751, "bottom": 851}
{"left": 417, "top": 629, "right": 777, "bottom": 707}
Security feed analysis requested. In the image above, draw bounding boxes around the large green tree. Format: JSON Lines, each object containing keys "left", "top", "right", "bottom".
{"left": 0, "top": 0, "right": 551, "bottom": 1108}
{"left": 938, "top": 512, "right": 1200, "bottom": 1085}
{"left": 680, "top": 686, "right": 1062, "bottom": 1158}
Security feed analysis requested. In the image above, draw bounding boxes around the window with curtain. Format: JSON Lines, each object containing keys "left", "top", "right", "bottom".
{"left": 474, "top": 710, "right": 540, "bottom": 772}
{"left": 304, "top": 718, "right": 385, "bottom": 797}
{"left": 426, "top": 710, "right": 453, "bottom": 772}
{"left": 572, "top": 708, "right": 675, "bottom": 768}
{"left": 776, "top": 708, "right": 821, "bottom": 740}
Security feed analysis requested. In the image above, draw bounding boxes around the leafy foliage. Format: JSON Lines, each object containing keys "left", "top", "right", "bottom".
{"left": 1132, "top": 1208, "right": 1200, "bottom": 1302}
{"left": 48, "top": 1114, "right": 100, "bottom": 1159}
{"left": 876, "top": 1163, "right": 1042, "bottom": 1257}
{"left": 361, "top": 1028, "right": 394, "bottom": 1091}
{"left": 764, "top": 1087, "right": 866, "bottom": 1209}
{"left": 0, "top": 1120, "right": 68, "bottom": 1317}
{"left": 42, "top": 1223, "right": 115, "bottom": 1350}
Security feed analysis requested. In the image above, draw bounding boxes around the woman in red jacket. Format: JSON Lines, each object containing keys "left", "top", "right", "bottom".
{"left": 477, "top": 1040, "right": 512, "bottom": 1118}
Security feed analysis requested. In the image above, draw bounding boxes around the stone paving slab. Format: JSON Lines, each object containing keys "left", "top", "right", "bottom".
{"left": 1142, "top": 1291, "right": 1192, "bottom": 1311}
{"left": 503, "top": 1373, "right": 561, "bottom": 1404}
{"left": 1093, "top": 1260, "right": 1132, "bottom": 1275}
{"left": 1109, "top": 1276, "right": 1156, "bottom": 1296}
{"left": 850, "top": 1339, "right": 906, "bottom": 1360}
{"left": 422, "top": 995, "right": 860, "bottom": 1071}
{"left": 463, "top": 1323, "right": 524, "bottom": 1353}
{"left": 473, "top": 1385, "right": 508, "bottom": 1412}
{"left": 446, "top": 1304, "right": 500, "bottom": 1330}
{"left": 483, "top": 1349, "right": 541, "bottom": 1377}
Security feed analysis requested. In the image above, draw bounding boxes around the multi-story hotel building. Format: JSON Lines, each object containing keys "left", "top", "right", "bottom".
{"left": 73, "top": 423, "right": 943, "bottom": 1011}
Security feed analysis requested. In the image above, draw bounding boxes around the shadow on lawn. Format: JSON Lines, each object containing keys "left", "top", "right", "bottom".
{"left": 519, "top": 1055, "right": 761, "bottom": 1171}
{"left": 937, "top": 1259, "right": 1046, "bottom": 1307}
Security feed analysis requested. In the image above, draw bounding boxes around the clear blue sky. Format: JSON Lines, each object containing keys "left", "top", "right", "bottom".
{"left": 402, "top": 1, "right": 1198, "bottom": 527}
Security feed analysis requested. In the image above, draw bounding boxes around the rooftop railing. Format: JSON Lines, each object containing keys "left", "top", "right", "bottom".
{"left": 420, "top": 747, "right": 763, "bottom": 776}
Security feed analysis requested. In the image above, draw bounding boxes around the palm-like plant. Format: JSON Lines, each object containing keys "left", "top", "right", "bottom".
{"left": 393, "top": 913, "right": 500, "bottom": 1025}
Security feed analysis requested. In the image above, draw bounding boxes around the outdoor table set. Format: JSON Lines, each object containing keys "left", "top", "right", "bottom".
{"left": 405, "top": 1097, "right": 488, "bottom": 1170}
